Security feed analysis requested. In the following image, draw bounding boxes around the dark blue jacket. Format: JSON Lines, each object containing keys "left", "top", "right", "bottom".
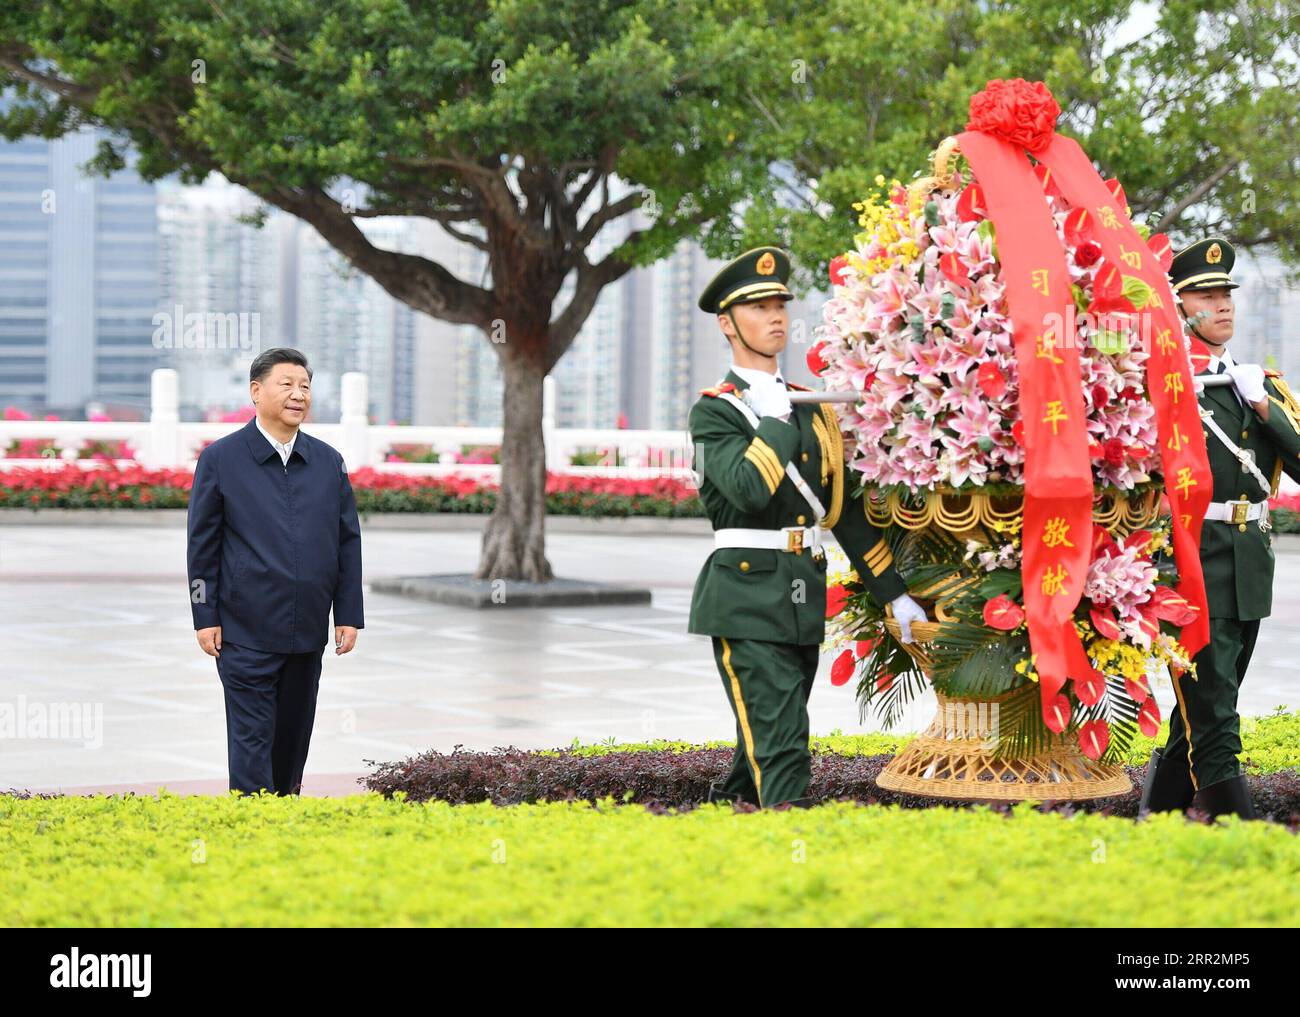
{"left": 187, "top": 419, "right": 364, "bottom": 654}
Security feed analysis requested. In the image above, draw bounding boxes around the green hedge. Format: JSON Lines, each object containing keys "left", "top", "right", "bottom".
{"left": 3, "top": 793, "right": 1297, "bottom": 927}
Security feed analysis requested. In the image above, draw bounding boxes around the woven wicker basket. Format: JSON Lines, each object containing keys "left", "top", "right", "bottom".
{"left": 875, "top": 615, "right": 1132, "bottom": 801}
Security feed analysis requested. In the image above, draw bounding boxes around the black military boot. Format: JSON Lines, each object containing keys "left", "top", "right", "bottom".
{"left": 769, "top": 795, "right": 818, "bottom": 809}
{"left": 706, "top": 781, "right": 757, "bottom": 806}
{"left": 1191, "top": 774, "right": 1257, "bottom": 820}
{"left": 1138, "top": 747, "right": 1195, "bottom": 814}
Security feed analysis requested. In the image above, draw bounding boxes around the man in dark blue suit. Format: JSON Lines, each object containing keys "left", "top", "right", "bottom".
{"left": 187, "top": 347, "right": 365, "bottom": 795}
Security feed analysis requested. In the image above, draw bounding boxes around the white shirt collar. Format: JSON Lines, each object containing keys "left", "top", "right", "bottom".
{"left": 1210, "top": 348, "right": 1234, "bottom": 371}
{"left": 730, "top": 363, "right": 786, "bottom": 389}
{"left": 255, "top": 416, "right": 297, "bottom": 465}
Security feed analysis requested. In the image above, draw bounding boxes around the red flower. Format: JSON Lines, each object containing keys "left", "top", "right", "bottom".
{"left": 1078, "top": 718, "right": 1110, "bottom": 760}
{"left": 965, "top": 78, "right": 1061, "bottom": 154}
{"left": 1045, "top": 694, "right": 1072, "bottom": 733}
{"left": 1074, "top": 240, "right": 1103, "bottom": 268}
{"left": 1147, "top": 233, "right": 1173, "bottom": 272}
{"left": 1033, "top": 162, "right": 1061, "bottom": 198}
{"left": 1103, "top": 438, "right": 1126, "bottom": 466}
{"left": 1088, "top": 260, "right": 1136, "bottom": 315}
{"left": 1089, "top": 603, "right": 1122, "bottom": 640}
{"left": 825, "top": 584, "right": 849, "bottom": 618}
{"left": 976, "top": 362, "right": 1007, "bottom": 399}
{"left": 829, "top": 255, "right": 849, "bottom": 287}
{"left": 1104, "top": 177, "right": 1128, "bottom": 211}
{"left": 1121, "top": 529, "right": 1155, "bottom": 558}
{"left": 1073, "top": 670, "right": 1105, "bottom": 706}
{"left": 1119, "top": 386, "right": 1143, "bottom": 402}
{"left": 956, "top": 183, "right": 987, "bottom": 222}
{"left": 1011, "top": 419, "right": 1026, "bottom": 446}
{"left": 830, "top": 649, "right": 856, "bottom": 686}
{"left": 1138, "top": 697, "right": 1161, "bottom": 738}
{"left": 1136, "top": 604, "right": 1161, "bottom": 642}
{"left": 939, "top": 252, "right": 970, "bottom": 287}
{"left": 1124, "top": 673, "right": 1150, "bottom": 704}
{"left": 806, "top": 342, "right": 828, "bottom": 377}
{"left": 855, "top": 637, "right": 880, "bottom": 658}
{"left": 982, "top": 594, "right": 1025, "bottom": 631}
{"left": 1090, "top": 383, "right": 1110, "bottom": 409}
{"left": 1063, "top": 207, "right": 1094, "bottom": 246}
{"left": 1148, "top": 585, "right": 1199, "bottom": 626}
{"left": 1092, "top": 523, "right": 1119, "bottom": 558}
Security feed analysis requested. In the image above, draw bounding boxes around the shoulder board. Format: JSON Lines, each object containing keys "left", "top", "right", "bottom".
{"left": 698, "top": 382, "right": 737, "bottom": 397}
{"left": 1265, "top": 369, "right": 1282, "bottom": 378}
{"left": 785, "top": 381, "right": 812, "bottom": 392}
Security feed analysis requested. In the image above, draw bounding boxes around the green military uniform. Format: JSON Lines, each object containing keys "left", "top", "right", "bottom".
{"left": 688, "top": 247, "right": 908, "bottom": 808}
{"left": 1142, "top": 238, "right": 1300, "bottom": 819}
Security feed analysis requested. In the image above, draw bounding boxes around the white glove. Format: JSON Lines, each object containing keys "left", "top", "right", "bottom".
{"left": 889, "top": 593, "right": 928, "bottom": 645}
{"left": 1226, "top": 363, "right": 1266, "bottom": 406}
{"left": 745, "top": 377, "right": 792, "bottom": 420}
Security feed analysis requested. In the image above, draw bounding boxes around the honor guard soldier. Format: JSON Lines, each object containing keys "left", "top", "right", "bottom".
{"left": 687, "top": 246, "right": 928, "bottom": 808}
{"left": 1140, "top": 238, "right": 1300, "bottom": 819}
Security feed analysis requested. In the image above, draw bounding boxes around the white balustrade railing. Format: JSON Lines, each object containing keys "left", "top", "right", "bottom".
{"left": 6, "top": 368, "right": 1300, "bottom": 496}
{"left": 0, "top": 369, "right": 696, "bottom": 479}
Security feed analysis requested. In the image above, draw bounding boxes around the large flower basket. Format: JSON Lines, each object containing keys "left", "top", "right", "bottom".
{"left": 815, "top": 81, "right": 1216, "bottom": 801}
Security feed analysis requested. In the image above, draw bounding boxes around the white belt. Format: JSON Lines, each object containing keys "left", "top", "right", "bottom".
{"left": 714, "top": 526, "right": 824, "bottom": 554}
{"left": 1204, "top": 498, "right": 1268, "bottom": 524}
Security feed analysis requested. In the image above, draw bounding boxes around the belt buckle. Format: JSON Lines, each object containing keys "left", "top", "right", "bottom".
{"left": 1230, "top": 497, "right": 1250, "bottom": 525}
{"left": 786, "top": 528, "right": 804, "bottom": 555}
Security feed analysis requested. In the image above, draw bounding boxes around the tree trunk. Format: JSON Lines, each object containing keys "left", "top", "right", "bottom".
{"left": 476, "top": 347, "right": 554, "bottom": 582}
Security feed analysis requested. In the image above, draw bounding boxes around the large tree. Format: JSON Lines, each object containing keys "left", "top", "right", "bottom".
{"left": 9, "top": 3, "right": 1295, "bottom": 582}
{"left": 740, "top": 0, "right": 1300, "bottom": 288}
{"left": 0, "top": 0, "right": 780, "bottom": 581}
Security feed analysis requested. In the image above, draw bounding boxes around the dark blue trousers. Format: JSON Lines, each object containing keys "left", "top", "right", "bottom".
{"left": 215, "top": 641, "right": 324, "bottom": 795}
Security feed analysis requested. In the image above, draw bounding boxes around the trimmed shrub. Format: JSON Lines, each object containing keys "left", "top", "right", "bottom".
{"left": 4, "top": 793, "right": 1298, "bottom": 927}
{"left": 362, "top": 745, "right": 1300, "bottom": 821}
{"left": 363, "top": 713, "right": 1300, "bottom": 817}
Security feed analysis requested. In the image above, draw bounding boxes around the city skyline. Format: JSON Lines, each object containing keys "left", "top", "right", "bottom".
{"left": 1, "top": 129, "right": 1296, "bottom": 431}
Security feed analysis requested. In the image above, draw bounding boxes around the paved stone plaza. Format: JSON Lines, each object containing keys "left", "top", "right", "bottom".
{"left": 1, "top": 517, "right": 1297, "bottom": 796}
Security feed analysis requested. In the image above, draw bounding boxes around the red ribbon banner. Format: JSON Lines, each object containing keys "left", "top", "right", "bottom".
{"left": 957, "top": 130, "right": 1098, "bottom": 733}
{"left": 1036, "top": 137, "right": 1213, "bottom": 658}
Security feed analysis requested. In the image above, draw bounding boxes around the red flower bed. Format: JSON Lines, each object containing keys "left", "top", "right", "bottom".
{"left": 0, "top": 464, "right": 195, "bottom": 508}
{"left": 0, "top": 464, "right": 704, "bottom": 517}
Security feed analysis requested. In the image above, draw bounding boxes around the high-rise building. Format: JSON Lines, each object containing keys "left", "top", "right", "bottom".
{"left": 551, "top": 221, "right": 629, "bottom": 429}
{"left": 645, "top": 241, "right": 725, "bottom": 431}
{"left": 638, "top": 242, "right": 826, "bottom": 432}
{"left": 410, "top": 224, "right": 499, "bottom": 428}
{"left": 295, "top": 215, "right": 424, "bottom": 423}
{"left": 156, "top": 177, "right": 290, "bottom": 417}
{"left": 0, "top": 129, "right": 160, "bottom": 416}
{"left": 1229, "top": 251, "right": 1300, "bottom": 377}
